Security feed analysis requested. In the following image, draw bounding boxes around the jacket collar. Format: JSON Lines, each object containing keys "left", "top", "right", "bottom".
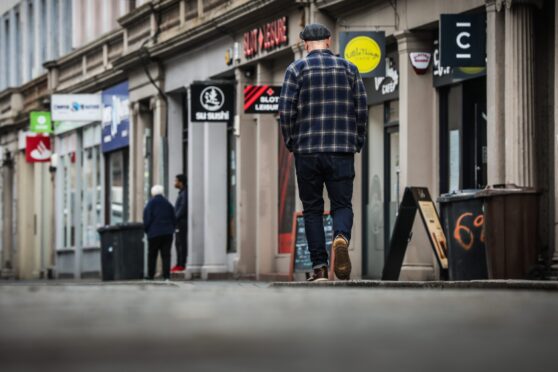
{"left": 308, "top": 49, "right": 334, "bottom": 56}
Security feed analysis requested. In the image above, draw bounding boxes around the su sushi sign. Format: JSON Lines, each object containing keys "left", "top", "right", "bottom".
{"left": 243, "top": 17, "right": 288, "bottom": 58}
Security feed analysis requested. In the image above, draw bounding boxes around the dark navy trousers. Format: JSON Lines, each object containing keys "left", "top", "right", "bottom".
{"left": 294, "top": 153, "right": 355, "bottom": 268}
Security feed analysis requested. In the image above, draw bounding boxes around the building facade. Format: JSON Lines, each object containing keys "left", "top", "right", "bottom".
{"left": 1, "top": 0, "right": 556, "bottom": 280}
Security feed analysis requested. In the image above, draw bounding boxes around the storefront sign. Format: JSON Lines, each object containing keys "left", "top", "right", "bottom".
{"left": 243, "top": 17, "right": 288, "bottom": 58}
{"left": 410, "top": 52, "right": 432, "bottom": 75}
{"left": 26, "top": 134, "right": 52, "bottom": 162}
{"left": 340, "top": 32, "right": 385, "bottom": 78}
{"left": 433, "top": 40, "right": 486, "bottom": 87}
{"left": 244, "top": 85, "right": 281, "bottom": 113}
{"left": 101, "top": 82, "right": 130, "bottom": 153}
{"left": 191, "top": 82, "right": 234, "bottom": 122}
{"left": 367, "top": 53, "right": 398, "bottom": 105}
{"left": 30, "top": 112, "right": 52, "bottom": 133}
{"left": 51, "top": 94, "right": 102, "bottom": 121}
{"left": 440, "top": 13, "right": 486, "bottom": 67}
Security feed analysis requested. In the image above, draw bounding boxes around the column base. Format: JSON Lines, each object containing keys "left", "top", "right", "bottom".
{"left": 184, "top": 264, "right": 203, "bottom": 280}
{"left": 201, "top": 264, "right": 228, "bottom": 280}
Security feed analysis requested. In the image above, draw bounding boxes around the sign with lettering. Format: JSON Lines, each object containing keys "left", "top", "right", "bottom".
{"left": 244, "top": 85, "right": 281, "bottom": 113}
{"left": 51, "top": 94, "right": 102, "bottom": 121}
{"left": 340, "top": 31, "right": 385, "bottom": 78}
{"left": 243, "top": 17, "right": 288, "bottom": 58}
{"left": 440, "top": 13, "right": 486, "bottom": 67}
{"left": 101, "top": 81, "right": 130, "bottom": 153}
{"left": 289, "top": 212, "right": 333, "bottom": 280}
{"left": 432, "top": 40, "right": 486, "bottom": 87}
{"left": 367, "top": 53, "right": 398, "bottom": 105}
{"left": 382, "top": 187, "right": 449, "bottom": 280}
{"left": 191, "top": 82, "right": 234, "bottom": 122}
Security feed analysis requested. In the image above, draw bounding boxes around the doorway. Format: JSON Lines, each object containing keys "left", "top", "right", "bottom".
{"left": 439, "top": 77, "right": 487, "bottom": 193}
{"left": 363, "top": 100, "right": 399, "bottom": 278}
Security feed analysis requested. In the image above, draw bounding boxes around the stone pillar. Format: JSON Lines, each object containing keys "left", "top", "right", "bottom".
{"left": 186, "top": 87, "right": 204, "bottom": 278}
{"left": 33, "top": 0, "right": 42, "bottom": 78}
{"left": 151, "top": 96, "right": 167, "bottom": 188}
{"left": 255, "top": 62, "right": 278, "bottom": 278}
{"left": 45, "top": 0, "right": 55, "bottom": 61}
{"left": 486, "top": 0, "right": 506, "bottom": 185}
{"left": 234, "top": 67, "right": 257, "bottom": 276}
{"left": 201, "top": 121, "right": 228, "bottom": 279}
{"left": 58, "top": 0, "right": 67, "bottom": 56}
{"left": 0, "top": 14, "right": 5, "bottom": 90}
{"left": 503, "top": 0, "right": 540, "bottom": 187}
{"left": 21, "top": 0, "right": 30, "bottom": 83}
{"left": 9, "top": 8, "right": 18, "bottom": 86}
{"left": 2, "top": 164, "right": 14, "bottom": 272}
{"left": 396, "top": 31, "right": 437, "bottom": 280}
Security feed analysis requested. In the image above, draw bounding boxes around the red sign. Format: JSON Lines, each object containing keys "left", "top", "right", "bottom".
{"left": 26, "top": 135, "right": 52, "bottom": 163}
{"left": 243, "top": 17, "right": 288, "bottom": 58}
{"left": 244, "top": 85, "right": 281, "bottom": 113}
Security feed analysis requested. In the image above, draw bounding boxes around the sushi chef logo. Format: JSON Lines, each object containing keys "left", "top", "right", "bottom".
{"left": 200, "top": 86, "right": 225, "bottom": 111}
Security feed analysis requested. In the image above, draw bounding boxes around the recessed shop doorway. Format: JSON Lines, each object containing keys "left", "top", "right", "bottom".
{"left": 363, "top": 100, "right": 399, "bottom": 278}
{"left": 439, "top": 77, "right": 487, "bottom": 193}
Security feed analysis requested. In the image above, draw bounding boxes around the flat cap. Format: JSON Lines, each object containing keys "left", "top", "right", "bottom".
{"left": 299, "top": 23, "right": 331, "bottom": 41}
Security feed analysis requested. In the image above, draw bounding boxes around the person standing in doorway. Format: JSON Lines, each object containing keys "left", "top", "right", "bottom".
{"left": 171, "top": 174, "right": 188, "bottom": 273}
{"left": 279, "top": 24, "right": 368, "bottom": 281}
{"left": 143, "top": 185, "right": 176, "bottom": 281}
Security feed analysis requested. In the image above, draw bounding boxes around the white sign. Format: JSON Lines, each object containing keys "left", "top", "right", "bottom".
{"left": 51, "top": 94, "right": 102, "bottom": 121}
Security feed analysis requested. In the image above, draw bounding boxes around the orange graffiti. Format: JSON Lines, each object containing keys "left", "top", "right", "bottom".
{"left": 454, "top": 212, "right": 474, "bottom": 251}
{"left": 453, "top": 212, "right": 485, "bottom": 250}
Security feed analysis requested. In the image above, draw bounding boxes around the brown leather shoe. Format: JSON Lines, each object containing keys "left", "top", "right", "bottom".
{"left": 333, "top": 234, "right": 351, "bottom": 280}
{"left": 307, "top": 266, "right": 328, "bottom": 282}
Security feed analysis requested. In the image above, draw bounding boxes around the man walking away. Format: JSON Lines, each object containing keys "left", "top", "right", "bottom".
{"left": 172, "top": 174, "right": 188, "bottom": 273}
{"left": 143, "top": 185, "right": 176, "bottom": 281}
{"left": 279, "top": 23, "right": 368, "bottom": 282}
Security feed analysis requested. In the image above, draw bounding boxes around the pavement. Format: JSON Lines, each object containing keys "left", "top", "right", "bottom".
{"left": 1, "top": 280, "right": 558, "bottom": 372}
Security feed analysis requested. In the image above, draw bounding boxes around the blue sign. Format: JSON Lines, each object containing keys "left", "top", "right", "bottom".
{"left": 101, "top": 82, "right": 130, "bottom": 153}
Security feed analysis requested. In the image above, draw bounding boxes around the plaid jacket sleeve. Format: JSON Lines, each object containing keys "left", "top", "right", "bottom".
{"left": 279, "top": 65, "right": 300, "bottom": 152}
{"left": 352, "top": 68, "right": 368, "bottom": 152}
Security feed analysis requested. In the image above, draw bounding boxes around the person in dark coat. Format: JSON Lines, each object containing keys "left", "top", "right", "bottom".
{"left": 143, "top": 185, "right": 176, "bottom": 280}
{"left": 172, "top": 174, "right": 188, "bottom": 273}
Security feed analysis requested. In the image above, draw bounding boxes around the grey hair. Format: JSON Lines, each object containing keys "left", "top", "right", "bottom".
{"left": 151, "top": 185, "right": 164, "bottom": 196}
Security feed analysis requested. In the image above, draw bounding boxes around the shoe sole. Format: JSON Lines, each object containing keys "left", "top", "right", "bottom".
{"left": 307, "top": 278, "right": 328, "bottom": 282}
{"left": 333, "top": 239, "right": 351, "bottom": 280}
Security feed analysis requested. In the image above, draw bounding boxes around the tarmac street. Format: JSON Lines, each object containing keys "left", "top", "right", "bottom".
{"left": 0, "top": 281, "right": 557, "bottom": 372}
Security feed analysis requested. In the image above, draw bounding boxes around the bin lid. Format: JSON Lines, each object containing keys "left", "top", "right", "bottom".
{"left": 475, "top": 184, "right": 539, "bottom": 198}
{"left": 438, "top": 189, "right": 481, "bottom": 203}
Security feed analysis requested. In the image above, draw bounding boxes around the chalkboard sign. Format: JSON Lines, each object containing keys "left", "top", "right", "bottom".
{"left": 382, "top": 187, "right": 449, "bottom": 281}
{"left": 289, "top": 212, "right": 334, "bottom": 279}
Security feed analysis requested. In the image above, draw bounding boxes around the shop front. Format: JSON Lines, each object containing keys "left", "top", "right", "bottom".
{"left": 362, "top": 47, "right": 400, "bottom": 278}
{"left": 165, "top": 36, "right": 236, "bottom": 279}
{"left": 433, "top": 40, "right": 487, "bottom": 194}
{"left": 54, "top": 121, "right": 103, "bottom": 278}
{"left": 54, "top": 84, "right": 129, "bottom": 278}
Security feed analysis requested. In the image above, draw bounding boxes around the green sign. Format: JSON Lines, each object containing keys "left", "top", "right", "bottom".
{"left": 30, "top": 112, "right": 52, "bottom": 133}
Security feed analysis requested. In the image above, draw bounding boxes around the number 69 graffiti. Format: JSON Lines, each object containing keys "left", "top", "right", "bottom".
{"left": 454, "top": 212, "right": 485, "bottom": 251}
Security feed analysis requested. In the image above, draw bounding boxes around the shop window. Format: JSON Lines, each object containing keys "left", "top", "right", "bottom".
{"left": 107, "top": 149, "right": 129, "bottom": 224}
{"left": 439, "top": 77, "right": 487, "bottom": 193}
{"left": 278, "top": 123, "right": 296, "bottom": 254}
{"left": 82, "top": 146, "right": 101, "bottom": 247}
{"left": 227, "top": 123, "right": 237, "bottom": 253}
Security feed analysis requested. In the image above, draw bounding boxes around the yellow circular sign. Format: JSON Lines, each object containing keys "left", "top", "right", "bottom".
{"left": 344, "top": 36, "right": 382, "bottom": 74}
